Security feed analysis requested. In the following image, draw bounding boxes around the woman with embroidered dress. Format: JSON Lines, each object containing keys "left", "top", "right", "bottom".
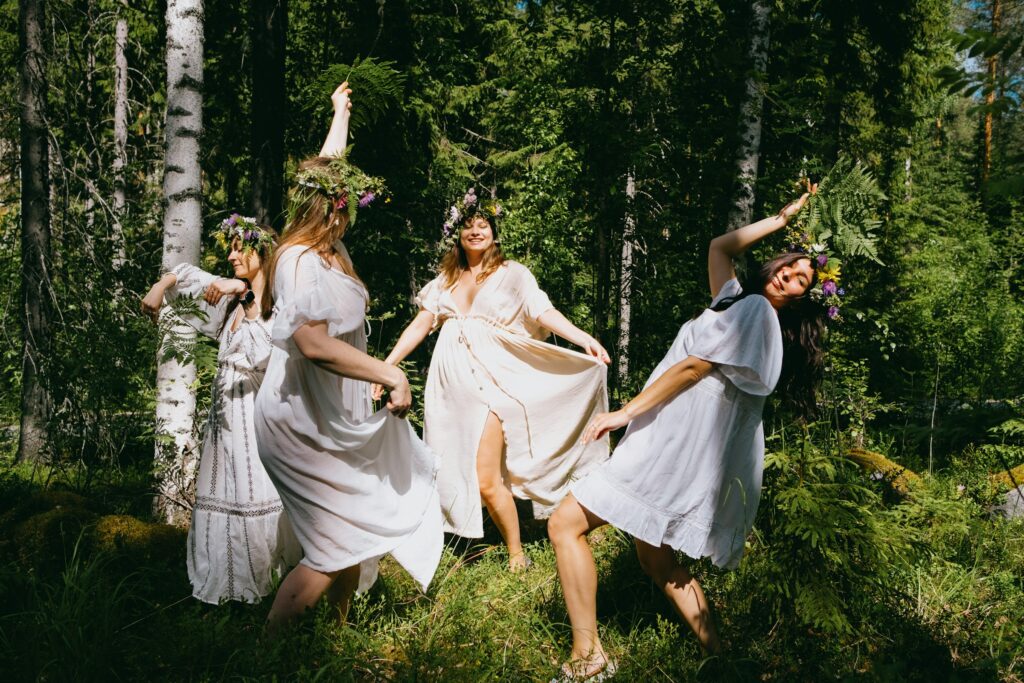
{"left": 253, "top": 82, "right": 442, "bottom": 631}
{"left": 546, "top": 185, "right": 825, "bottom": 681}
{"left": 141, "top": 218, "right": 301, "bottom": 604}
{"left": 376, "top": 192, "right": 611, "bottom": 571}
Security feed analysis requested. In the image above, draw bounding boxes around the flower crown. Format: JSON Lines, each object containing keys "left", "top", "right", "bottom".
{"left": 441, "top": 188, "right": 504, "bottom": 242}
{"left": 289, "top": 150, "right": 390, "bottom": 226}
{"left": 786, "top": 228, "right": 844, "bottom": 320}
{"left": 215, "top": 214, "right": 274, "bottom": 254}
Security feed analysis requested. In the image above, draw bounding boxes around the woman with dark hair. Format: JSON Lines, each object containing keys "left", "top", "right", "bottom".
{"left": 377, "top": 191, "right": 610, "bottom": 571}
{"left": 141, "top": 217, "right": 301, "bottom": 604}
{"left": 254, "top": 83, "right": 442, "bottom": 631}
{"left": 546, "top": 186, "right": 822, "bottom": 680}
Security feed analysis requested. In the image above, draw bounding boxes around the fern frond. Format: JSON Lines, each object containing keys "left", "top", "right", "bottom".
{"left": 305, "top": 58, "right": 406, "bottom": 131}
{"left": 802, "top": 157, "right": 886, "bottom": 264}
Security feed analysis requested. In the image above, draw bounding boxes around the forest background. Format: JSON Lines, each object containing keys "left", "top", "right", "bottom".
{"left": 1, "top": 0, "right": 1024, "bottom": 680}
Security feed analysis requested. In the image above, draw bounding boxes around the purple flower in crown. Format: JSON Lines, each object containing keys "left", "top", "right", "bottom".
{"left": 464, "top": 188, "right": 478, "bottom": 207}
{"left": 816, "top": 253, "right": 828, "bottom": 267}
{"left": 837, "top": 287, "right": 845, "bottom": 296}
{"left": 821, "top": 280, "right": 837, "bottom": 296}
{"left": 358, "top": 192, "right": 375, "bottom": 209}
{"left": 227, "top": 214, "right": 239, "bottom": 226}
{"left": 827, "top": 305, "right": 840, "bottom": 319}
{"left": 448, "top": 206, "right": 460, "bottom": 223}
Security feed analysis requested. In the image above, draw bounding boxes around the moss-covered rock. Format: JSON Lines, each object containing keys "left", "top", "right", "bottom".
{"left": 93, "top": 514, "right": 186, "bottom": 565}
{"left": 7, "top": 504, "right": 99, "bottom": 571}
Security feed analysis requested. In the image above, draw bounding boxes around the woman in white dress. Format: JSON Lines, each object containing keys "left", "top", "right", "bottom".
{"left": 376, "top": 191, "right": 610, "bottom": 571}
{"left": 547, "top": 186, "right": 825, "bottom": 680}
{"left": 141, "top": 217, "right": 301, "bottom": 604}
{"left": 254, "top": 82, "right": 442, "bottom": 631}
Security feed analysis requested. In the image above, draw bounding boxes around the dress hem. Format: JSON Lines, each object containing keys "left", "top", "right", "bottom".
{"left": 572, "top": 469, "right": 746, "bottom": 570}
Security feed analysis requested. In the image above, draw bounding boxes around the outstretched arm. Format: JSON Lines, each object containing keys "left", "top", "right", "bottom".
{"left": 537, "top": 309, "right": 611, "bottom": 363}
{"left": 319, "top": 82, "right": 352, "bottom": 157}
{"left": 707, "top": 183, "right": 816, "bottom": 298}
{"left": 372, "top": 310, "right": 436, "bottom": 400}
{"left": 580, "top": 355, "right": 714, "bottom": 443}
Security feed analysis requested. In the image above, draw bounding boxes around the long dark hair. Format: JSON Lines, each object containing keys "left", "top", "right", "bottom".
{"left": 439, "top": 213, "right": 507, "bottom": 287}
{"left": 711, "top": 252, "right": 826, "bottom": 416}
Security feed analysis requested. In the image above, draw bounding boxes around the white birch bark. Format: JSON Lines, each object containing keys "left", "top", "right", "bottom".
{"left": 617, "top": 170, "right": 636, "bottom": 389}
{"left": 155, "top": 0, "right": 204, "bottom": 525}
{"left": 112, "top": 0, "right": 128, "bottom": 268}
{"left": 727, "top": 0, "right": 771, "bottom": 231}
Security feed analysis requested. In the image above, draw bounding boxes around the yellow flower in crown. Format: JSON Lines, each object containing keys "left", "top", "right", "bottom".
{"left": 819, "top": 260, "right": 842, "bottom": 283}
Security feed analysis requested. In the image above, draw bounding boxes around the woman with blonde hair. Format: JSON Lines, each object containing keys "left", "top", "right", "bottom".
{"left": 254, "top": 83, "right": 441, "bottom": 630}
{"left": 377, "top": 190, "right": 610, "bottom": 571}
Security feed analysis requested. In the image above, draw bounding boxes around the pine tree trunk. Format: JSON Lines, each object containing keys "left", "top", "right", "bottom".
{"left": 155, "top": 0, "right": 204, "bottom": 525}
{"left": 16, "top": 0, "right": 51, "bottom": 464}
{"left": 249, "top": 0, "right": 287, "bottom": 228}
{"left": 727, "top": 0, "right": 771, "bottom": 231}
{"left": 982, "top": 0, "right": 1001, "bottom": 187}
{"left": 112, "top": 0, "right": 128, "bottom": 268}
{"left": 616, "top": 170, "right": 636, "bottom": 391}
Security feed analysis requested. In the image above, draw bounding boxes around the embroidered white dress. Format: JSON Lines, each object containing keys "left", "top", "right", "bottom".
{"left": 416, "top": 261, "right": 609, "bottom": 538}
{"left": 572, "top": 278, "right": 783, "bottom": 569}
{"left": 164, "top": 263, "right": 301, "bottom": 604}
{"left": 254, "top": 244, "right": 443, "bottom": 592}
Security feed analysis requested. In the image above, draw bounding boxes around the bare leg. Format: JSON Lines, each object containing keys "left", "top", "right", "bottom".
{"left": 324, "top": 563, "right": 361, "bottom": 625}
{"left": 548, "top": 494, "right": 613, "bottom": 676}
{"left": 634, "top": 540, "right": 721, "bottom": 653}
{"left": 265, "top": 563, "right": 338, "bottom": 634}
{"left": 475, "top": 411, "right": 526, "bottom": 570}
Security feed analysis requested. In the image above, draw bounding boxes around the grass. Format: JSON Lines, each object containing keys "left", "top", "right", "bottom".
{"left": 0, "top": 460, "right": 1022, "bottom": 682}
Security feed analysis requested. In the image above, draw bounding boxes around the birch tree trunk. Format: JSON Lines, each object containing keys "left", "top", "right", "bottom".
{"left": 616, "top": 170, "right": 636, "bottom": 391}
{"left": 155, "top": 0, "right": 204, "bottom": 525}
{"left": 727, "top": 0, "right": 771, "bottom": 231}
{"left": 16, "top": 0, "right": 51, "bottom": 464}
{"left": 112, "top": 0, "right": 128, "bottom": 268}
{"left": 249, "top": 0, "right": 287, "bottom": 228}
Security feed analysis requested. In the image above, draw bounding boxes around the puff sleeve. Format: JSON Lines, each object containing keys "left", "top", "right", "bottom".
{"left": 520, "top": 267, "right": 555, "bottom": 322}
{"left": 163, "top": 263, "right": 232, "bottom": 339}
{"left": 689, "top": 280, "right": 783, "bottom": 396}
{"left": 270, "top": 246, "right": 368, "bottom": 346}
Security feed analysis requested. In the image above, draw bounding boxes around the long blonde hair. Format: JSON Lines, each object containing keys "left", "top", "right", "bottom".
{"left": 261, "top": 157, "right": 364, "bottom": 319}
{"left": 439, "top": 214, "right": 507, "bottom": 288}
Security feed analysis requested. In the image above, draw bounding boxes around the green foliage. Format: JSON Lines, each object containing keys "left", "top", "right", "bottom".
{"left": 303, "top": 57, "right": 407, "bottom": 133}
{"left": 802, "top": 157, "right": 886, "bottom": 264}
{"left": 747, "top": 429, "right": 915, "bottom": 637}
{"left": 156, "top": 298, "right": 218, "bottom": 374}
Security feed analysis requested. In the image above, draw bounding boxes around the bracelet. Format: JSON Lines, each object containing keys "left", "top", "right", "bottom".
{"left": 239, "top": 278, "right": 255, "bottom": 306}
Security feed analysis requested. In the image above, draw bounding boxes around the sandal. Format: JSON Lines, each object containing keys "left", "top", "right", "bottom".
{"left": 549, "top": 656, "right": 617, "bottom": 682}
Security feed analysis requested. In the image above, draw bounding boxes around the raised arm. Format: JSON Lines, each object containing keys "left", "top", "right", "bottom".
{"left": 293, "top": 321, "right": 412, "bottom": 417}
{"left": 707, "top": 184, "right": 816, "bottom": 299}
{"left": 318, "top": 82, "right": 352, "bottom": 157}
{"left": 581, "top": 355, "right": 714, "bottom": 443}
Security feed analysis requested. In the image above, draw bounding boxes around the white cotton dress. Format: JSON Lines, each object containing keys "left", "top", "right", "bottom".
{"left": 416, "top": 261, "right": 609, "bottom": 538}
{"left": 572, "top": 278, "right": 783, "bottom": 569}
{"left": 254, "top": 244, "right": 443, "bottom": 592}
{"left": 164, "top": 263, "right": 302, "bottom": 604}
